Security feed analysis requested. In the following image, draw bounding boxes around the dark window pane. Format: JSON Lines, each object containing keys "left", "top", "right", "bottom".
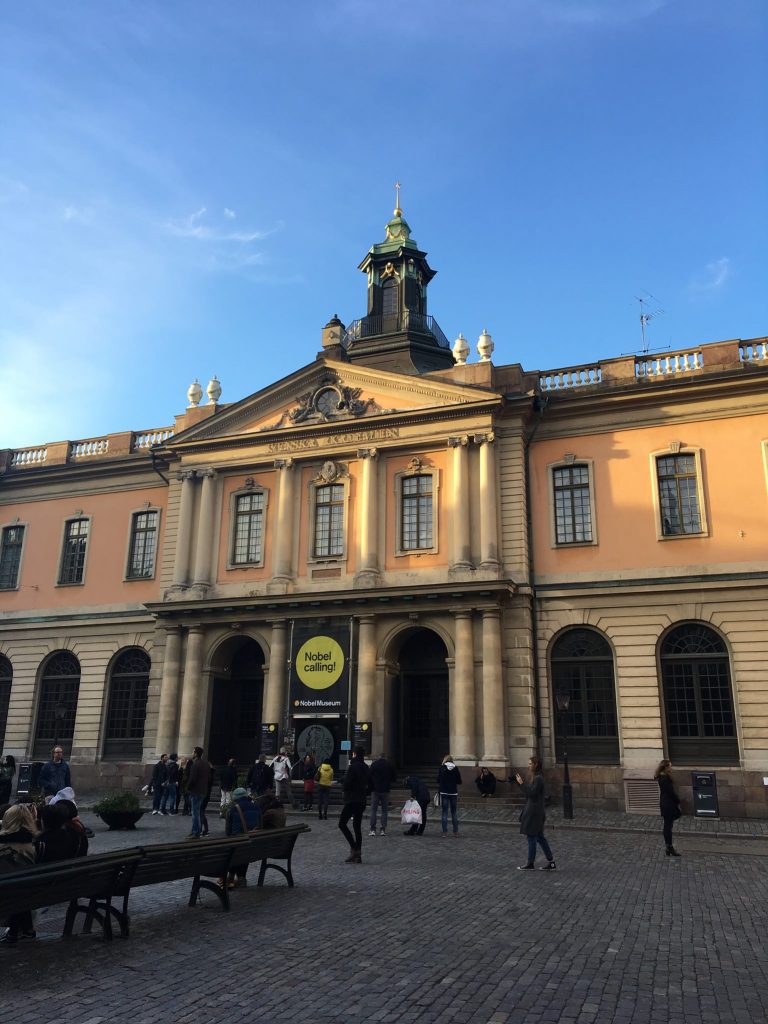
{"left": 232, "top": 492, "right": 264, "bottom": 564}
{"left": 127, "top": 511, "right": 158, "bottom": 578}
{"left": 314, "top": 484, "right": 344, "bottom": 557}
{"left": 401, "top": 474, "right": 433, "bottom": 550}
{"left": 59, "top": 519, "right": 89, "bottom": 584}
{"left": 0, "top": 525, "right": 24, "bottom": 589}
{"left": 550, "top": 629, "right": 618, "bottom": 763}
{"left": 0, "top": 654, "right": 11, "bottom": 749}
{"left": 104, "top": 648, "right": 150, "bottom": 758}
{"left": 34, "top": 652, "right": 81, "bottom": 757}
{"left": 553, "top": 465, "right": 592, "bottom": 544}
{"left": 657, "top": 455, "right": 702, "bottom": 536}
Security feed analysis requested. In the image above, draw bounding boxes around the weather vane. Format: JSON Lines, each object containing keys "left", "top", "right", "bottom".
{"left": 394, "top": 181, "right": 402, "bottom": 216}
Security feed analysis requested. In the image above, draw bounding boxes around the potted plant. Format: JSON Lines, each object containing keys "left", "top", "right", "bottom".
{"left": 92, "top": 790, "right": 145, "bottom": 830}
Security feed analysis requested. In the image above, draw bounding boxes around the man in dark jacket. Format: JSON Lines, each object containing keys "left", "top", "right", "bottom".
{"left": 150, "top": 753, "right": 168, "bottom": 814}
{"left": 39, "top": 746, "right": 71, "bottom": 799}
{"left": 247, "top": 754, "right": 274, "bottom": 797}
{"left": 368, "top": 753, "right": 396, "bottom": 837}
{"left": 161, "top": 754, "right": 179, "bottom": 815}
{"left": 338, "top": 746, "right": 370, "bottom": 864}
{"left": 186, "top": 746, "right": 211, "bottom": 840}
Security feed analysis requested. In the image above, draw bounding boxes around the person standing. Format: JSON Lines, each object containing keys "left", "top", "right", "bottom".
{"left": 338, "top": 746, "right": 370, "bottom": 864}
{"left": 219, "top": 758, "right": 238, "bottom": 813}
{"left": 272, "top": 748, "right": 293, "bottom": 806}
{"left": 0, "top": 804, "right": 39, "bottom": 944}
{"left": 150, "top": 753, "right": 169, "bottom": 815}
{"left": 514, "top": 756, "right": 556, "bottom": 870}
{"left": 161, "top": 754, "right": 179, "bottom": 815}
{"left": 316, "top": 758, "right": 334, "bottom": 820}
{"left": 38, "top": 746, "right": 71, "bottom": 800}
{"left": 302, "top": 754, "right": 316, "bottom": 812}
{"left": 176, "top": 756, "right": 189, "bottom": 813}
{"left": 655, "top": 759, "right": 682, "bottom": 857}
{"left": 247, "top": 753, "right": 274, "bottom": 797}
{"left": 403, "top": 774, "right": 430, "bottom": 836}
{"left": 186, "top": 746, "right": 211, "bottom": 840}
{"left": 0, "top": 755, "right": 15, "bottom": 805}
{"left": 438, "top": 754, "right": 462, "bottom": 837}
{"left": 369, "top": 752, "right": 397, "bottom": 837}
{"left": 200, "top": 761, "right": 215, "bottom": 837}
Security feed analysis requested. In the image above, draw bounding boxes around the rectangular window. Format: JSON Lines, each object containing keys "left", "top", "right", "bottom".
{"left": 656, "top": 454, "right": 702, "bottom": 536}
{"left": 401, "top": 474, "right": 433, "bottom": 550}
{"left": 126, "top": 511, "right": 158, "bottom": 579}
{"left": 314, "top": 484, "right": 344, "bottom": 557}
{"left": 553, "top": 466, "right": 592, "bottom": 544}
{"left": 232, "top": 492, "right": 265, "bottom": 565}
{"left": 0, "top": 525, "right": 24, "bottom": 589}
{"left": 59, "top": 518, "right": 89, "bottom": 584}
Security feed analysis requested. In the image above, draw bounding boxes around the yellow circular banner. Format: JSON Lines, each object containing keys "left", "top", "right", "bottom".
{"left": 296, "top": 635, "right": 345, "bottom": 690}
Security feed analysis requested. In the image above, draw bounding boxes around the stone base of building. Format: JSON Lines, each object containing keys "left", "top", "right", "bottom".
{"left": 543, "top": 765, "right": 768, "bottom": 819}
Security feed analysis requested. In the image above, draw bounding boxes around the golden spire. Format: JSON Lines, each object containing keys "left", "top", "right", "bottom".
{"left": 394, "top": 180, "right": 402, "bottom": 217}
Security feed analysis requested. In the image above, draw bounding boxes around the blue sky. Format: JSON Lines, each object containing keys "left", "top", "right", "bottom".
{"left": 1, "top": 0, "right": 766, "bottom": 449}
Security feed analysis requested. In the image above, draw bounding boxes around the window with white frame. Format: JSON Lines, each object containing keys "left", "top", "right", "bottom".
{"left": 552, "top": 464, "right": 593, "bottom": 544}
{"left": 655, "top": 452, "right": 704, "bottom": 537}
{"left": 231, "top": 491, "right": 265, "bottom": 565}
{"left": 0, "top": 524, "right": 25, "bottom": 589}
{"left": 58, "top": 518, "right": 89, "bottom": 585}
{"left": 313, "top": 483, "right": 344, "bottom": 558}
{"left": 401, "top": 474, "right": 434, "bottom": 550}
{"left": 126, "top": 510, "right": 159, "bottom": 579}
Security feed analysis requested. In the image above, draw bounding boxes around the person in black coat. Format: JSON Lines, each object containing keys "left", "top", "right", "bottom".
{"left": 403, "top": 775, "right": 430, "bottom": 836}
{"left": 514, "top": 756, "right": 556, "bottom": 870}
{"left": 655, "top": 759, "right": 682, "bottom": 857}
{"left": 437, "top": 754, "right": 462, "bottom": 836}
{"left": 338, "top": 746, "right": 370, "bottom": 863}
{"left": 475, "top": 767, "right": 496, "bottom": 798}
{"left": 247, "top": 754, "right": 274, "bottom": 797}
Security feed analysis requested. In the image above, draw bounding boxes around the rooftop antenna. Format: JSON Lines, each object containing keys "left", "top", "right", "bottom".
{"left": 635, "top": 292, "right": 665, "bottom": 355}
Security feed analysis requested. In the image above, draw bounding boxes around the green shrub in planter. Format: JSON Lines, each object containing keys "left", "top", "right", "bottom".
{"left": 92, "top": 791, "right": 141, "bottom": 814}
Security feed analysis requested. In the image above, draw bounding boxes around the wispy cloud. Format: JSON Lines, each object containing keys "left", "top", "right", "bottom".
{"left": 165, "top": 206, "right": 275, "bottom": 243}
{"left": 689, "top": 257, "right": 732, "bottom": 298}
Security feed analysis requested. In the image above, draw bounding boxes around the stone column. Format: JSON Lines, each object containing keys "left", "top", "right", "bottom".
{"left": 172, "top": 470, "right": 197, "bottom": 588}
{"left": 272, "top": 459, "right": 295, "bottom": 584}
{"left": 478, "top": 433, "right": 500, "bottom": 570}
{"left": 192, "top": 468, "right": 217, "bottom": 586}
{"left": 356, "top": 448, "right": 380, "bottom": 583}
{"left": 481, "top": 608, "right": 506, "bottom": 763}
{"left": 155, "top": 627, "right": 183, "bottom": 756}
{"left": 176, "top": 626, "right": 206, "bottom": 755}
{"left": 264, "top": 620, "right": 289, "bottom": 726}
{"left": 356, "top": 615, "right": 377, "bottom": 731}
{"left": 452, "top": 609, "right": 476, "bottom": 761}
{"left": 448, "top": 436, "right": 472, "bottom": 570}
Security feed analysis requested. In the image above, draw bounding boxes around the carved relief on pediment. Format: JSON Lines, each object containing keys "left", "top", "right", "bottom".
{"left": 262, "top": 381, "right": 395, "bottom": 430}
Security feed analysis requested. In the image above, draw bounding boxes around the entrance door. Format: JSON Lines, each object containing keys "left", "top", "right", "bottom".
{"left": 208, "top": 640, "right": 264, "bottom": 766}
{"left": 398, "top": 631, "right": 449, "bottom": 767}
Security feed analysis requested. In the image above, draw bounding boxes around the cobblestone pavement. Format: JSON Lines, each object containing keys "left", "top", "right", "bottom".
{"left": 2, "top": 808, "right": 767, "bottom": 1024}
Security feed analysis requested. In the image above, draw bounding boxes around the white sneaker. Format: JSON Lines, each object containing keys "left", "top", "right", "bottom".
{"left": 152, "top": 810, "right": 159, "bottom": 815}
{"left": 379, "top": 829, "right": 386, "bottom": 836}
{"left": 369, "top": 829, "right": 376, "bottom": 837}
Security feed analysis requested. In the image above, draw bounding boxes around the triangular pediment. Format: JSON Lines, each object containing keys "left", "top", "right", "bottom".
{"left": 168, "top": 358, "right": 500, "bottom": 447}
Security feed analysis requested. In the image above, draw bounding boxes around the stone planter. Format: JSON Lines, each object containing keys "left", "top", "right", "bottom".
{"left": 96, "top": 809, "right": 145, "bottom": 830}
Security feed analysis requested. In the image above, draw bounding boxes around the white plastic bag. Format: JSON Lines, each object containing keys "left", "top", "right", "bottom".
{"left": 401, "top": 799, "right": 423, "bottom": 826}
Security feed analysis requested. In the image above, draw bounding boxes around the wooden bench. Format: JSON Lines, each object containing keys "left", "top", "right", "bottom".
{"left": 0, "top": 824, "right": 310, "bottom": 942}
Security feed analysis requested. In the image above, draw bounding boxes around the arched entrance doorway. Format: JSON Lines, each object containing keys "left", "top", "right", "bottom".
{"left": 208, "top": 638, "right": 265, "bottom": 766}
{"left": 393, "top": 629, "right": 449, "bottom": 768}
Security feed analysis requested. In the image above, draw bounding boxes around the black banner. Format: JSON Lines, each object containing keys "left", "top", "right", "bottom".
{"left": 289, "top": 617, "right": 353, "bottom": 716}
{"left": 260, "top": 723, "right": 279, "bottom": 758}
{"left": 354, "top": 721, "right": 372, "bottom": 756}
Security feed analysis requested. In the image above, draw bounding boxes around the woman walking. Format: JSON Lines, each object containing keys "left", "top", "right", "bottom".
{"left": 438, "top": 754, "right": 462, "bottom": 837}
{"left": 514, "top": 756, "right": 556, "bottom": 870}
{"left": 655, "top": 759, "right": 682, "bottom": 857}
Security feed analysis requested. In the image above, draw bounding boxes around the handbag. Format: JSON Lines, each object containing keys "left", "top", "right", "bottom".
{"left": 401, "top": 799, "right": 423, "bottom": 826}
{"left": 433, "top": 792, "right": 440, "bottom": 808}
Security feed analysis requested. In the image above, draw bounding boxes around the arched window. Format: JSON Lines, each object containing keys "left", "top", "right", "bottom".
{"left": 104, "top": 648, "right": 151, "bottom": 759}
{"left": 660, "top": 623, "right": 738, "bottom": 764}
{"left": 34, "top": 651, "right": 81, "bottom": 758}
{"left": 0, "top": 654, "right": 12, "bottom": 749}
{"left": 551, "top": 629, "right": 619, "bottom": 764}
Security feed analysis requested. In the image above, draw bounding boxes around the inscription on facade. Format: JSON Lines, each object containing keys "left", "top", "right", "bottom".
{"left": 267, "top": 426, "right": 400, "bottom": 453}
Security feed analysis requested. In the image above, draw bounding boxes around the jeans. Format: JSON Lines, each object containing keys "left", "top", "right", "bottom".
{"left": 338, "top": 801, "right": 365, "bottom": 851}
{"left": 152, "top": 786, "right": 163, "bottom": 812}
{"left": 370, "top": 791, "right": 389, "bottom": 831}
{"left": 318, "top": 786, "right": 331, "bottom": 818}
{"left": 161, "top": 783, "right": 177, "bottom": 813}
{"left": 662, "top": 815, "right": 676, "bottom": 847}
{"left": 190, "top": 794, "right": 203, "bottom": 836}
{"left": 220, "top": 789, "right": 232, "bottom": 810}
{"left": 526, "top": 832, "right": 554, "bottom": 864}
{"left": 441, "top": 794, "right": 459, "bottom": 834}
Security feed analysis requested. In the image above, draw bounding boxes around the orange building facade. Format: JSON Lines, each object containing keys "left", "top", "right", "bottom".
{"left": 1, "top": 211, "right": 767, "bottom": 815}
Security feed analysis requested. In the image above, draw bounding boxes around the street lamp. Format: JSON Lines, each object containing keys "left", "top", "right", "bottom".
{"left": 53, "top": 702, "right": 68, "bottom": 750}
{"left": 555, "top": 690, "right": 574, "bottom": 819}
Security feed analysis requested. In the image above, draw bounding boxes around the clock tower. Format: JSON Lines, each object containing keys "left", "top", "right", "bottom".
{"left": 344, "top": 191, "right": 454, "bottom": 374}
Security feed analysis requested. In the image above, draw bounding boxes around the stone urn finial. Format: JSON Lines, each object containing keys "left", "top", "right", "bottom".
{"left": 477, "top": 329, "right": 494, "bottom": 363}
{"left": 187, "top": 378, "right": 203, "bottom": 408}
{"left": 206, "top": 375, "right": 222, "bottom": 405}
{"left": 452, "top": 332, "right": 470, "bottom": 365}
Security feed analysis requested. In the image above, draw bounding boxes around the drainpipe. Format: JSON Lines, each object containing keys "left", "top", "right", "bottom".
{"left": 523, "top": 393, "right": 549, "bottom": 757}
